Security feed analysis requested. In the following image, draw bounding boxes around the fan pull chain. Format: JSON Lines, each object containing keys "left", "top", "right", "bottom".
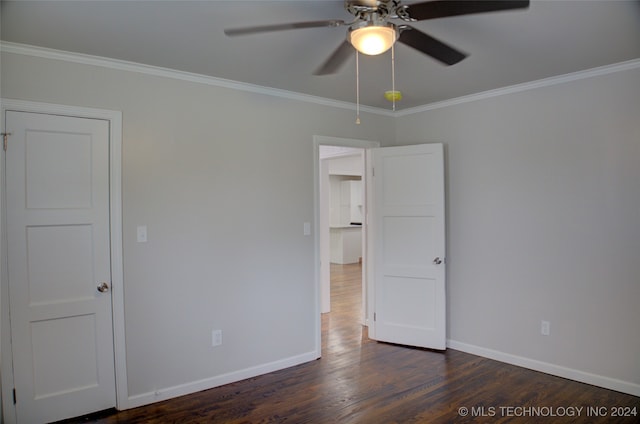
{"left": 391, "top": 43, "right": 396, "bottom": 112}
{"left": 355, "top": 50, "right": 361, "bottom": 125}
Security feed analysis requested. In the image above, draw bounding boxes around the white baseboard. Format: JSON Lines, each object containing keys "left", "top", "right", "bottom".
{"left": 447, "top": 339, "right": 640, "bottom": 397}
{"left": 120, "top": 342, "right": 639, "bottom": 411}
{"left": 124, "top": 350, "right": 319, "bottom": 410}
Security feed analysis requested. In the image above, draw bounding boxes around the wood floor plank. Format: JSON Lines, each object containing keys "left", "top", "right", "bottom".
{"left": 66, "top": 263, "right": 639, "bottom": 423}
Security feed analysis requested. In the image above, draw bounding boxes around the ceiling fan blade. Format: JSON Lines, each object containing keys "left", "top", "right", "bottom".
{"left": 225, "top": 20, "right": 345, "bottom": 37}
{"left": 398, "top": 26, "right": 467, "bottom": 65}
{"left": 314, "top": 40, "right": 354, "bottom": 75}
{"left": 405, "top": 0, "right": 529, "bottom": 21}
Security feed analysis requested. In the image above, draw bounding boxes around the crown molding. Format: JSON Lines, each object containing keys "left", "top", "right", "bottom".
{"left": 396, "top": 58, "right": 640, "bottom": 117}
{"left": 0, "top": 41, "right": 393, "bottom": 117}
{"left": 2, "top": 41, "right": 638, "bottom": 118}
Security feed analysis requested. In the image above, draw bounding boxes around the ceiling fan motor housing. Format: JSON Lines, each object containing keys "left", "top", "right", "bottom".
{"left": 346, "top": 0, "right": 401, "bottom": 21}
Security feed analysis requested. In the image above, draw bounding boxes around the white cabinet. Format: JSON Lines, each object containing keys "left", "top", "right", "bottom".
{"left": 329, "top": 178, "right": 363, "bottom": 264}
{"left": 330, "top": 227, "right": 362, "bottom": 264}
{"left": 341, "top": 180, "right": 363, "bottom": 225}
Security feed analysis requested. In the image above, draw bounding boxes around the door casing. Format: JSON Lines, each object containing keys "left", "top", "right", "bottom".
{"left": 0, "top": 99, "right": 128, "bottom": 422}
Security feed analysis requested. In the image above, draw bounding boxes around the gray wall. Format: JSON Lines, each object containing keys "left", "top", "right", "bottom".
{"left": 0, "top": 51, "right": 395, "bottom": 401}
{"left": 2, "top": 49, "right": 639, "bottom": 405}
{"left": 396, "top": 66, "right": 640, "bottom": 389}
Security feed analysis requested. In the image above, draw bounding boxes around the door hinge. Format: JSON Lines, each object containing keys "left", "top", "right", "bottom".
{"left": 1, "top": 132, "right": 11, "bottom": 152}
{"left": 372, "top": 167, "right": 375, "bottom": 177}
{"left": 13, "top": 388, "right": 16, "bottom": 404}
{"left": 373, "top": 312, "right": 376, "bottom": 322}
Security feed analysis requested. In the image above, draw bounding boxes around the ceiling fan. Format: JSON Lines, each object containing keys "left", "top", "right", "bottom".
{"left": 225, "top": 0, "right": 530, "bottom": 75}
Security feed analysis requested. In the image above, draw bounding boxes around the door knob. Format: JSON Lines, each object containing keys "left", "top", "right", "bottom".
{"left": 97, "top": 282, "right": 110, "bottom": 293}
{"left": 433, "top": 257, "right": 443, "bottom": 265}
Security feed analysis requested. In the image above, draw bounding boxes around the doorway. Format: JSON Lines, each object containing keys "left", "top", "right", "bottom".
{"left": 319, "top": 148, "right": 364, "bottom": 315}
{"left": 313, "top": 136, "right": 380, "bottom": 357}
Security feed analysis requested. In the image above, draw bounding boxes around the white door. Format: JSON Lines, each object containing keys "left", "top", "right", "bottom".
{"left": 6, "top": 111, "right": 116, "bottom": 423}
{"left": 368, "top": 144, "right": 446, "bottom": 349}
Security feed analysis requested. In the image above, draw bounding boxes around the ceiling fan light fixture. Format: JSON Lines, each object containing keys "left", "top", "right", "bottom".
{"left": 349, "top": 22, "right": 397, "bottom": 56}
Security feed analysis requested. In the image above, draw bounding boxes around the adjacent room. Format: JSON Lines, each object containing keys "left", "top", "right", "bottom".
{"left": 1, "top": 1, "right": 639, "bottom": 422}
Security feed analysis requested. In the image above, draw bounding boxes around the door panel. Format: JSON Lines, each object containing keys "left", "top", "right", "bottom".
{"left": 6, "top": 111, "right": 116, "bottom": 423}
{"left": 31, "top": 314, "right": 100, "bottom": 398}
{"left": 25, "top": 130, "right": 93, "bottom": 209}
{"left": 370, "top": 144, "right": 446, "bottom": 350}
{"left": 27, "top": 225, "right": 95, "bottom": 305}
{"left": 383, "top": 216, "right": 433, "bottom": 276}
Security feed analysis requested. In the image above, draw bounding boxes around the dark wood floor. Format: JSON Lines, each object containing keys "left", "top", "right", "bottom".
{"left": 72, "top": 263, "right": 639, "bottom": 423}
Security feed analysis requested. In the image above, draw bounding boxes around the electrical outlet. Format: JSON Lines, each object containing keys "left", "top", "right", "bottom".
{"left": 212, "top": 329, "right": 223, "bottom": 347}
{"left": 541, "top": 320, "right": 550, "bottom": 336}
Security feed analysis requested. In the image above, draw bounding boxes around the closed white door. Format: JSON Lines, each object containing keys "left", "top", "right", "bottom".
{"left": 6, "top": 111, "right": 116, "bottom": 423}
{"left": 369, "top": 144, "right": 446, "bottom": 349}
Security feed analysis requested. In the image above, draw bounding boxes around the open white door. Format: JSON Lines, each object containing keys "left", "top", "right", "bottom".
{"left": 368, "top": 144, "right": 446, "bottom": 350}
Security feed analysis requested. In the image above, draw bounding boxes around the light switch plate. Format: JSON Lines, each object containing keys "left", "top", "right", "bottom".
{"left": 137, "top": 225, "right": 147, "bottom": 243}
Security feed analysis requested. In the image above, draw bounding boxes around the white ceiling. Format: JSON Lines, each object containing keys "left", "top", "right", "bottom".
{"left": 2, "top": 1, "right": 640, "bottom": 110}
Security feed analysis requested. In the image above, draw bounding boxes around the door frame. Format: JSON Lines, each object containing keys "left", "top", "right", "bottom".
{"left": 0, "top": 99, "right": 128, "bottom": 422}
{"left": 313, "top": 135, "right": 379, "bottom": 358}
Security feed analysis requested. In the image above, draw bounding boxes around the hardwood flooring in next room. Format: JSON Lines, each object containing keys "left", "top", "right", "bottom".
{"left": 73, "top": 263, "right": 638, "bottom": 423}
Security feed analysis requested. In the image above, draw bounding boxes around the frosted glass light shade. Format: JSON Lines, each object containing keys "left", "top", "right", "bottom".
{"left": 349, "top": 25, "right": 397, "bottom": 56}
